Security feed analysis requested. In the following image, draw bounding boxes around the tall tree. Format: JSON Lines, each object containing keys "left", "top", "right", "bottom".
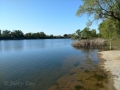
{"left": 98, "top": 19, "right": 120, "bottom": 49}
{"left": 81, "top": 27, "right": 90, "bottom": 39}
{"left": 11, "top": 30, "right": 24, "bottom": 39}
{"left": 39, "top": 32, "right": 46, "bottom": 38}
{"left": 0, "top": 30, "right": 1, "bottom": 36}
{"left": 63, "top": 34, "right": 68, "bottom": 38}
{"left": 2, "top": 30, "right": 11, "bottom": 36}
{"left": 91, "top": 29, "right": 97, "bottom": 37}
{"left": 76, "top": 29, "right": 81, "bottom": 38}
{"left": 50, "top": 34, "right": 53, "bottom": 38}
{"left": 25, "top": 32, "right": 33, "bottom": 39}
{"left": 0, "top": 30, "right": 1, "bottom": 39}
{"left": 76, "top": 0, "right": 120, "bottom": 25}
{"left": 2, "top": 30, "right": 11, "bottom": 39}
{"left": 71, "top": 33, "right": 78, "bottom": 39}
{"left": 98, "top": 19, "right": 120, "bottom": 38}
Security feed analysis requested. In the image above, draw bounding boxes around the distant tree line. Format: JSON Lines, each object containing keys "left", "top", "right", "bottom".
{"left": 0, "top": 30, "right": 71, "bottom": 40}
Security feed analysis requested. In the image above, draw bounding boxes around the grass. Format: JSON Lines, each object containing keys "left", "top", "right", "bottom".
{"left": 77, "top": 80, "right": 83, "bottom": 83}
{"left": 74, "top": 85, "right": 84, "bottom": 90}
{"left": 94, "top": 74, "right": 107, "bottom": 81}
{"left": 95, "top": 82, "right": 104, "bottom": 88}
{"left": 84, "top": 70, "right": 89, "bottom": 73}
{"left": 72, "top": 38, "right": 106, "bottom": 49}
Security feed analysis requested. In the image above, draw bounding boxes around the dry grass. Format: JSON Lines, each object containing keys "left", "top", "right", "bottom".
{"left": 72, "top": 38, "right": 106, "bottom": 49}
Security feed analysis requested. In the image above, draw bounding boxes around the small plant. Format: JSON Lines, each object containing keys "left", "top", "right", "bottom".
{"left": 74, "top": 85, "right": 84, "bottom": 90}
{"left": 77, "top": 80, "right": 83, "bottom": 83}
{"left": 84, "top": 70, "right": 89, "bottom": 73}
{"left": 94, "top": 74, "right": 107, "bottom": 81}
{"left": 95, "top": 83, "right": 104, "bottom": 88}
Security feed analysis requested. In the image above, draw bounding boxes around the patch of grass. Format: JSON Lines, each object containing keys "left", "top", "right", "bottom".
{"left": 56, "top": 86, "right": 60, "bottom": 89}
{"left": 74, "top": 85, "right": 84, "bottom": 90}
{"left": 84, "top": 70, "right": 89, "bottom": 73}
{"left": 95, "top": 83, "right": 104, "bottom": 88}
{"left": 94, "top": 74, "right": 107, "bottom": 81}
{"left": 77, "top": 80, "right": 83, "bottom": 83}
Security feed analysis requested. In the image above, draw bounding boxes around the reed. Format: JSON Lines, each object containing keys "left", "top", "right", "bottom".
{"left": 72, "top": 38, "right": 106, "bottom": 49}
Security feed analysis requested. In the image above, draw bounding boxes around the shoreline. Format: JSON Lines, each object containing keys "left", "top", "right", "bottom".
{"left": 48, "top": 52, "right": 111, "bottom": 90}
{"left": 98, "top": 53, "right": 116, "bottom": 90}
{"left": 98, "top": 50, "right": 120, "bottom": 90}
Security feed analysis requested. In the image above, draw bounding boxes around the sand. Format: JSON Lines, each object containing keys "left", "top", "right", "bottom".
{"left": 98, "top": 50, "right": 120, "bottom": 90}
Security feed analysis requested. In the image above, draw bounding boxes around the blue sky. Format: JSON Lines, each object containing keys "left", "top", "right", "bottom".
{"left": 0, "top": 0, "right": 101, "bottom": 35}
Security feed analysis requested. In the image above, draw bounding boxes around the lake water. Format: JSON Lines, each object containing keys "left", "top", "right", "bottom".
{"left": 0, "top": 39, "right": 108, "bottom": 90}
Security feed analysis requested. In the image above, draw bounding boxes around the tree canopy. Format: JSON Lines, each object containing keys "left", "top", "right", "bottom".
{"left": 71, "top": 28, "right": 97, "bottom": 39}
{"left": 76, "top": 0, "right": 120, "bottom": 25}
{"left": 98, "top": 18, "right": 120, "bottom": 38}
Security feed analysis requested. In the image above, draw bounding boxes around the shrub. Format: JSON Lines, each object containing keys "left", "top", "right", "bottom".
{"left": 72, "top": 38, "right": 106, "bottom": 49}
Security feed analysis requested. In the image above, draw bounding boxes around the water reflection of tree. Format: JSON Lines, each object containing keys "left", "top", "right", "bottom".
{"left": 73, "top": 47, "right": 96, "bottom": 65}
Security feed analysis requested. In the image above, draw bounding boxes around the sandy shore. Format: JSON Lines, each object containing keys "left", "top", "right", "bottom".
{"left": 98, "top": 50, "right": 120, "bottom": 90}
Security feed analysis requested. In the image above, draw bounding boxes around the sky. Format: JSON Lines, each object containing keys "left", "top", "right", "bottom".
{"left": 0, "top": 0, "right": 101, "bottom": 35}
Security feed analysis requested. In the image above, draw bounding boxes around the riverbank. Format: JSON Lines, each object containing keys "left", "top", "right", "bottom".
{"left": 98, "top": 50, "right": 120, "bottom": 90}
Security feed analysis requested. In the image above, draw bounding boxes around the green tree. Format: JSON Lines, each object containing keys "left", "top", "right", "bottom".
{"left": 67, "top": 34, "right": 72, "bottom": 38}
{"left": 2, "top": 30, "right": 11, "bottom": 36}
{"left": 98, "top": 19, "right": 120, "bottom": 49}
{"left": 91, "top": 29, "right": 97, "bottom": 37}
{"left": 98, "top": 19, "right": 120, "bottom": 39}
{"left": 50, "top": 34, "right": 53, "bottom": 38}
{"left": 0, "top": 30, "right": 1, "bottom": 36}
{"left": 11, "top": 30, "right": 24, "bottom": 39}
{"left": 25, "top": 32, "right": 33, "bottom": 39}
{"left": 71, "top": 33, "right": 78, "bottom": 39}
{"left": 76, "top": 29, "right": 81, "bottom": 38}
{"left": 2, "top": 30, "right": 11, "bottom": 39}
{"left": 39, "top": 32, "right": 46, "bottom": 38}
{"left": 76, "top": 0, "right": 120, "bottom": 25}
{"left": 0, "top": 30, "right": 1, "bottom": 39}
{"left": 63, "top": 34, "right": 68, "bottom": 38}
{"left": 81, "top": 27, "right": 90, "bottom": 39}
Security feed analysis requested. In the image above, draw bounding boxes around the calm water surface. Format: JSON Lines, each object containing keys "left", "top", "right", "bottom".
{"left": 0, "top": 39, "right": 102, "bottom": 90}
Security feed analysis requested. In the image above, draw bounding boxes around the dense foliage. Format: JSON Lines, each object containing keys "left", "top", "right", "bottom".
{"left": 76, "top": 0, "right": 120, "bottom": 49}
{"left": 0, "top": 30, "right": 71, "bottom": 40}
{"left": 76, "top": 0, "right": 120, "bottom": 26}
{"left": 98, "top": 19, "right": 120, "bottom": 39}
{"left": 71, "top": 28, "right": 97, "bottom": 39}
